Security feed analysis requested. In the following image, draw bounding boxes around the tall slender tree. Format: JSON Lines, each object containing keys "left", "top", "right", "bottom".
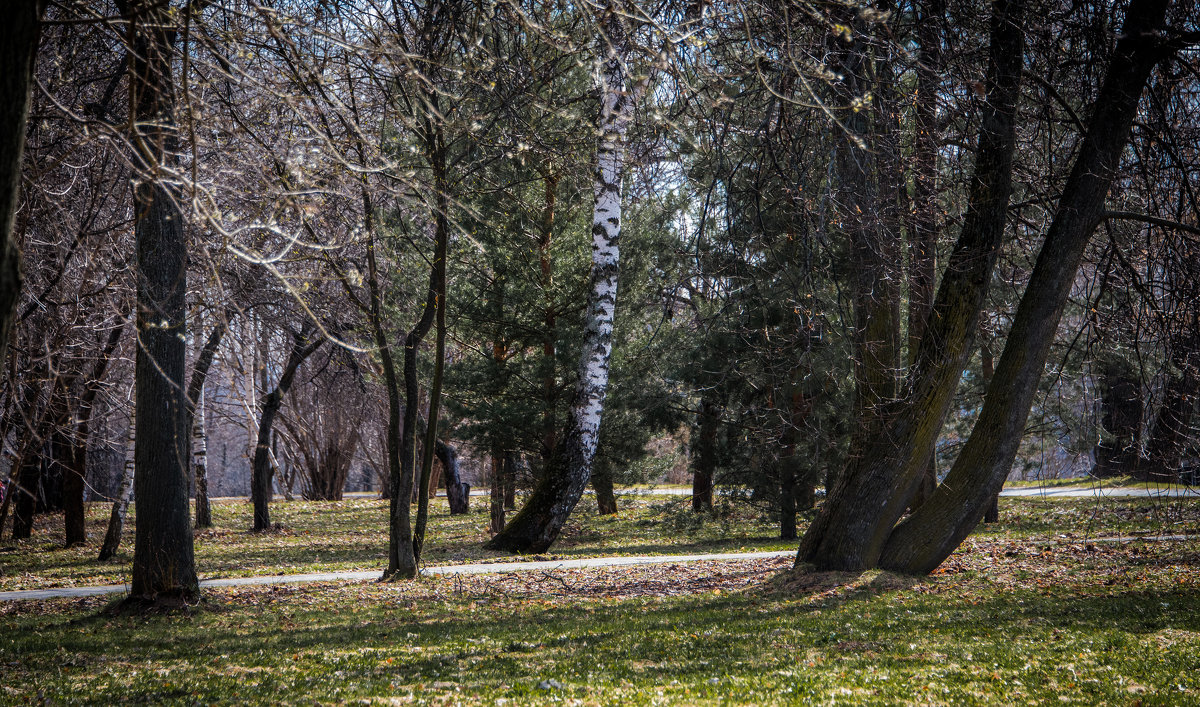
{"left": 487, "top": 1, "right": 633, "bottom": 553}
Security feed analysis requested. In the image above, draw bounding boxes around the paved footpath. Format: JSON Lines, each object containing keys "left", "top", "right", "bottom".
{"left": 0, "top": 550, "right": 795, "bottom": 602}
{"left": 4, "top": 529, "right": 1197, "bottom": 602}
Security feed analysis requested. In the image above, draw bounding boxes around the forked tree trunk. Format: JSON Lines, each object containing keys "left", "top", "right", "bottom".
{"left": 251, "top": 331, "right": 321, "bottom": 531}
{"left": 879, "top": 0, "right": 1173, "bottom": 574}
{"left": 0, "top": 1, "right": 44, "bottom": 365}
{"left": 486, "top": 4, "right": 630, "bottom": 554}
{"left": 796, "top": 0, "right": 1027, "bottom": 572}
{"left": 388, "top": 107, "right": 449, "bottom": 579}
{"left": 122, "top": 0, "right": 198, "bottom": 604}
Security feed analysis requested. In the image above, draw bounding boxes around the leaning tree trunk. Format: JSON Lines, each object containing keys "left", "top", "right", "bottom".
{"left": 251, "top": 331, "right": 321, "bottom": 531}
{"left": 879, "top": 0, "right": 1173, "bottom": 575}
{"left": 796, "top": 0, "right": 1026, "bottom": 572}
{"left": 486, "top": 4, "right": 630, "bottom": 554}
{"left": 125, "top": 0, "right": 199, "bottom": 605}
{"left": 0, "top": 1, "right": 44, "bottom": 367}
{"left": 435, "top": 440, "right": 470, "bottom": 515}
{"left": 98, "top": 401, "right": 135, "bottom": 561}
{"left": 188, "top": 315, "right": 231, "bottom": 528}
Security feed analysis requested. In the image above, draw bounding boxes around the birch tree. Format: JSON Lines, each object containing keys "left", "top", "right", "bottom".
{"left": 487, "top": 1, "right": 633, "bottom": 553}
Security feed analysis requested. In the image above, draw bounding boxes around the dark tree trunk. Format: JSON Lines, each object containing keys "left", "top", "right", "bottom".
{"left": 411, "top": 122, "right": 450, "bottom": 566}
{"left": 880, "top": 0, "right": 1173, "bottom": 574}
{"left": 11, "top": 454, "right": 39, "bottom": 540}
{"left": 361, "top": 190, "right": 407, "bottom": 579}
{"left": 539, "top": 167, "right": 559, "bottom": 472}
{"left": 436, "top": 440, "right": 470, "bottom": 515}
{"left": 251, "top": 331, "right": 321, "bottom": 531}
{"left": 62, "top": 320, "right": 125, "bottom": 546}
{"left": 489, "top": 451, "right": 505, "bottom": 534}
{"left": 906, "top": 0, "right": 947, "bottom": 512}
{"left": 796, "top": 0, "right": 1027, "bottom": 572}
{"left": 1140, "top": 357, "right": 1198, "bottom": 481}
{"left": 831, "top": 5, "right": 903, "bottom": 469}
{"left": 0, "top": 1, "right": 44, "bottom": 366}
{"left": 120, "top": 0, "right": 199, "bottom": 606}
{"left": 390, "top": 139, "right": 448, "bottom": 578}
{"left": 979, "top": 336, "right": 1000, "bottom": 524}
{"left": 593, "top": 462, "right": 618, "bottom": 515}
{"left": 503, "top": 454, "right": 516, "bottom": 509}
{"left": 1092, "top": 359, "right": 1144, "bottom": 478}
{"left": 691, "top": 396, "right": 719, "bottom": 512}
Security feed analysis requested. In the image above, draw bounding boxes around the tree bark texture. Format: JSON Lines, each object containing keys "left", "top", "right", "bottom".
{"left": 0, "top": 1, "right": 44, "bottom": 368}
{"left": 879, "top": 0, "right": 1172, "bottom": 574}
{"left": 485, "top": 4, "right": 629, "bottom": 554}
{"left": 798, "top": 0, "right": 1026, "bottom": 571}
{"left": 124, "top": 0, "right": 198, "bottom": 603}
{"left": 435, "top": 440, "right": 470, "bottom": 514}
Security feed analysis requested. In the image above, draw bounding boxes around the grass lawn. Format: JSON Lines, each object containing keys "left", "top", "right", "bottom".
{"left": 2, "top": 493, "right": 1199, "bottom": 704}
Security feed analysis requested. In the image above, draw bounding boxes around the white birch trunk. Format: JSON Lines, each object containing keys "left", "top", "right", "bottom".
{"left": 193, "top": 389, "right": 212, "bottom": 528}
{"left": 485, "top": 3, "right": 631, "bottom": 553}
{"left": 98, "top": 397, "right": 136, "bottom": 561}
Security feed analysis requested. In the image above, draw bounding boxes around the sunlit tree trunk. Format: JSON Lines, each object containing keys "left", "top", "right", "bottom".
{"left": 486, "top": 4, "right": 630, "bottom": 553}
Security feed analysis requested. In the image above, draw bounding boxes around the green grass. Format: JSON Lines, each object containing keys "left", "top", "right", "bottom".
{"left": 3, "top": 493, "right": 1200, "bottom": 592}
{"left": 1005, "top": 475, "right": 1200, "bottom": 491}
{"left": 0, "top": 493, "right": 792, "bottom": 591}
{"left": 2, "top": 536, "right": 1198, "bottom": 704}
